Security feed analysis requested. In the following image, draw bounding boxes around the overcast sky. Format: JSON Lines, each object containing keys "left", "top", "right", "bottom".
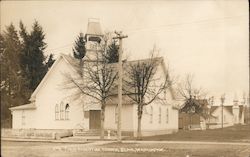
{"left": 1, "top": 0, "right": 249, "bottom": 103}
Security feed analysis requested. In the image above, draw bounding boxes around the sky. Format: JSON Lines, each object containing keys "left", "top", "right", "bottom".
{"left": 1, "top": 0, "right": 249, "bottom": 104}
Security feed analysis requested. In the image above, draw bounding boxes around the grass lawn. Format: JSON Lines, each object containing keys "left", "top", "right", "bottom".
{"left": 125, "top": 124, "right": 250, "bottom": 142}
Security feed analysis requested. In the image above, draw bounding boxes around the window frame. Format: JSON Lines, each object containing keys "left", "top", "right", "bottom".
{"left": 60, "top": 102, "right": 65, "bottom": 120}
{"left": 159, "top": 107, "right": 162, "bottom": 124}
{"left": 150, "top": 106, "right": 153, "bottom": 124}
{"left": 166, "top": 108, "right": 169, "bottom": 124}
{"left": 65, "top": 103, "right": 70, "bottom": 120}
{"left": 55, "top": 104, "right": 59, "bottom": 120}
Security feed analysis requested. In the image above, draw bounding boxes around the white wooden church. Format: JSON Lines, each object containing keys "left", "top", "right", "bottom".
{"left": 10, "top": 19, "right": 180, "bottom": 137}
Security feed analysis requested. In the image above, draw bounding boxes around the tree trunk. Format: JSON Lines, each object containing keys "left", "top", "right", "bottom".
{"left": 137, "top": 115, "right": 142, "bottom": 139}
{"left": 100, "top": 102, "right": 105, "bottom": 139}
{"left": 137, "top": 105, "right": 143, "bottom": 139}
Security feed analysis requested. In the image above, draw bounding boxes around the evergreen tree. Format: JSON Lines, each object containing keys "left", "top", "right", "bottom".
{"left": 73, "top": 32, "right": 86, "bottom": 60}
{"left": 105, "top": 40, "right": 119, "bottom": 63}
{"left": 46, "top": 53, "right": 55, "bottom": 69}
{"left": 19, "top": 20, "right": 48, "bottom": 90}
{"left": 0, "top": 24, "right": 30, "bottom": 127}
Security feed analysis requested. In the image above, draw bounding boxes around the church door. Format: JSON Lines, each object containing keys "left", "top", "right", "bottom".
{"left": 89, "top": 110, "right": 101, "bottom": 129}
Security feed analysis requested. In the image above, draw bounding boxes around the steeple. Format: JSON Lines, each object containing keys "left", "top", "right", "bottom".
{"left": 85, "top": 18, "right": 104, "bottom": 60}
{"left": 85, "top": 18, "right": 103, "bottom": 45}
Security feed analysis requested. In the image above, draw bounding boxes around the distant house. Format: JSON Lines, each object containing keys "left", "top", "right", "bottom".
{"left": 179, "top": 99, "right": 209, "bottom": 130}
{"left": 179, "top": 97, "right": 245, "bottom": 130}
{"left": 208, "top": 100, "right": 244, "bottom": 129}
{"left": 9, "top": 19, "right": 180, "bottom": 137}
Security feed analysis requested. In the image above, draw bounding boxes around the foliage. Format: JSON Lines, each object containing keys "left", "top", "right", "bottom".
{"left": 0, "top": 24, "right": 30, "bottom": 127}
{"left": 73, "top": 32, "right": 86, "bottom": 60}
{"left": 180, "top": 98, "right": 209, "bottom": 118}
{"left": 1, "top": 21, "right": 55, "bottom": 127}
{"left": 19, "top": 20, "right": 48, "bottom": 91}
{"left": 46, "top": 53, "right": 55, "bottom": 69}
{"left": 105, "top": 40, "right": 119, "bottom": 63}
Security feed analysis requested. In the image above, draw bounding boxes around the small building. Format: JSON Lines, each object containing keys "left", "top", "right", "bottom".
{"left": 208, "top": 99, "right": 244, "bottom": 129}
{"left": 179, "top": 96, "right": 245, "bottom": 130}
{"left": 178, "top": 99, "right": 209, "bottom": 130}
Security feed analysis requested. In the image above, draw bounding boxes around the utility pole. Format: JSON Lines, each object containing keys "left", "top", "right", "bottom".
{"left": 220, "top": 94, "right": 225, "bottom": 129}
{"left": 113, "top": 31, "right": 128, "bottom": 142}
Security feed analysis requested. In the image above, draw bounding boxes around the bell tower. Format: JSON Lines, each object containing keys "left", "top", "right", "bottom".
{"left": 85, "top": 18, "right": 104, "bottom": 60}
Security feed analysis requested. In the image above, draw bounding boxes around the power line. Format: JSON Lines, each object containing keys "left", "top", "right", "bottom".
{"left": 44, "top": 43, "right": 73, "bottom": 52}
{"left": 124, "top": 15, "right": 247, "bottom": 33}
{"left": 44, "top": 15, "right": 247, "bottom": 53}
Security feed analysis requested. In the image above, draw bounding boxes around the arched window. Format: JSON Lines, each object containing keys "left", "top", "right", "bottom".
{"left": 159, "top": 107, "right": 161, "bottom": 124}
{"left": 166, "top": 108, "right": 169, "bottom": 124}
{"left": 55, "top": 104, "right": 59, "bottom": 120}
{"left": 65, "top": 104, "right": 70, "bottom": 120}
{"left": 60, "top": 102, "right": 64, "bottom": 120}
{"left": 150, "top": 106, "right": 153, "bottom": 124}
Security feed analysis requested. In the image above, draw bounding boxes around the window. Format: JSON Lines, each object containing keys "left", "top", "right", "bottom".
{"left": 22, "top": 110, "right": 25, "bottom": 126}
{"left": 60, "top": 102, "right": 64, "bottom": 120}
{"left": 65, "top": 104, "right": 70, "bottom": 120}
{"left": 56, "top": 102, "right": 70, "bottom": 120}
{"left": 150, "top": 106, "right": 153, "bottom": 124}
{"left": 55, "top": 104, "right": 59, "bottom": 120}
{"left": 166, "top": 108, "right": 169, "bottom": 124}
{"left": 159, "top": 107, "right": 162, "bottom": 124}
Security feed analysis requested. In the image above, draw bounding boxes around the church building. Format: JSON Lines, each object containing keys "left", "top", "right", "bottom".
{"left": 10, "top": 19, "right": 180, "bottom": 137}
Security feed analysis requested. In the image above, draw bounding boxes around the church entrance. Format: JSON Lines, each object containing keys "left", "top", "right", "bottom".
{"left": 89, "top": 110, "right": 101, "bottom": 129}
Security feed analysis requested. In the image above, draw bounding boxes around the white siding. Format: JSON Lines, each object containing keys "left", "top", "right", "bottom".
{"left": 11, "top": 55, "right": 179, "bottom": 135}
{"left": 12, "top": 57, "right": 85, "bottom": 129}
{"left": 104, "top": 104, "right": 134, "bottom": 131}
{"left": 132, "top": 63, "right": 179, "bottom": 136}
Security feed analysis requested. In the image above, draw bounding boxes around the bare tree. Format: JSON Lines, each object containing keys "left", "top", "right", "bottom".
{"left": 177, "top": 74, "right": 206, "bottom": 100}
{"left": 177, "top": 74, "right": 209, "bottom": 128}
{"left": 123, "top": 51, "right": 172, "bottom": 139}
{"left": 63, "top": 33, "right": 118, "bottom": 139}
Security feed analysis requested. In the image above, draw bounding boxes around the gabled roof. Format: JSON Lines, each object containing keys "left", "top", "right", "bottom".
{"left": 30, "top": 55, "right": 65, "bottom": 101}
{"left": 29, "top": 54, "right": 177, "bottom": 103}
{"left": 10, "top": 103, "right": 36, "bottom": 111}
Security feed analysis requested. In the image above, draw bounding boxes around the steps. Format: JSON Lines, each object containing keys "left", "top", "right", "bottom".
{"left": 73, "top": 129, "right": 100, "bottom": 136}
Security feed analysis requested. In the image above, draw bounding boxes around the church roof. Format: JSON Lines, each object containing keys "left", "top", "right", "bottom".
{"left": 26, "top": 53, "right": 178, "bottom": 107}
{"left": 63, "top": 54, "right": 178, "bottom": 102}
{"left": 10, "top": 103, "right": 36, "bottom": 111}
